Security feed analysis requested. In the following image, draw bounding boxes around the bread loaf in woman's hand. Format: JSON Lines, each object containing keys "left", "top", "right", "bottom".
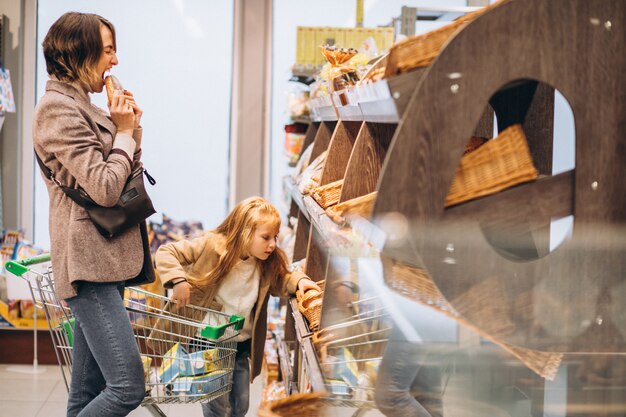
{"left": 104, "top": 74, "right": 124, "bottom": 105}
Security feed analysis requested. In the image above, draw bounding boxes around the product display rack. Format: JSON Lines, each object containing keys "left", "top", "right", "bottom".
{"left": 281, "top": 0, "right": 625, "bottom": 415}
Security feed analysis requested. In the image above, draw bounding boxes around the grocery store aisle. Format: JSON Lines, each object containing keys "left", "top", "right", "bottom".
{"left": 0, "top": 364, "right": 263, "bottom": 417}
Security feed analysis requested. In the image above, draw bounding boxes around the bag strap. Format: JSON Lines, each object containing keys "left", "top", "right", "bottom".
{"left": 33, "top": 150, "right": 98, "bottom": 208}
{"left": 34, "top": 149, "right": 155, "bottom": 207}
{"left": 144, "top": 169, "right": 156, "bottom": 185}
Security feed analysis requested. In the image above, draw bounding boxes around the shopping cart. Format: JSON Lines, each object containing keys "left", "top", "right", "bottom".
{"left": 6, "top": 254, "right": 245, "bottom": 417}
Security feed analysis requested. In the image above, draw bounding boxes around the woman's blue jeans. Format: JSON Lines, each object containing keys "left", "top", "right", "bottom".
{"left": 65, "top": 281, "right": 145, "bottom": 417}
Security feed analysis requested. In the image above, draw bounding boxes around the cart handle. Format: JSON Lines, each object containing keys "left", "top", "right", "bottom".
{"left": 5, "top": 253, "right": 52, "bottom": 277}
{"left": 201, "top": 315, "right": 245, "bottom": 340}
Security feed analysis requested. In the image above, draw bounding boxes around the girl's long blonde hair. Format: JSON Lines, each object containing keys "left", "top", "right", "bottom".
{"left": 203, "top": 197, "right": 288, "bottom": 288}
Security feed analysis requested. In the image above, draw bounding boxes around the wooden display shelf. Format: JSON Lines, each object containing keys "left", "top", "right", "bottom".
{"left": 285, "top": 0, "right": 626, "bottom": 404}
{"left": 341, "top": 122, "right": 396, "bottom": 202}
{"left": 0, "top": 329, "right": 59, "bottom": 365}
{"left": 372, "top": 0, "right": 625, "bottom": 354}
{"left": 309, "top": 121, "right": 336, "bottom": 162}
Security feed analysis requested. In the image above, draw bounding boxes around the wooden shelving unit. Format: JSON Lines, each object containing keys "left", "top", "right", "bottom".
{"left": 281, "top": 0, "right": 625, "bottom": 414}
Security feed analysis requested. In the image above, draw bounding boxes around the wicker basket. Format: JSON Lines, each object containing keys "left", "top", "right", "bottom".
{"left": 258, "top": 392, "right": 327, "bottom": 417}
{"left": 385, "top": 1, "right": 502, "bottom": 76}
{"left": 464, "top": 136, "right": 488, "bottom": 154}
{"left": 323, "top": 134, "right": 498, "bottom": 224}
{"left": 445, "top": 124, "right": 538, "bottom": 207}
{"left": 311, "top": 180, "right": 344, "bottom": 209}
{"left": 296, "top": 281, "right": 326, "bottom": 331}
{"left": 326, "top": 192, "right": 377, "bottom": 225}
{"left": 385, "top": 261, "right": 563, "bottom": 380}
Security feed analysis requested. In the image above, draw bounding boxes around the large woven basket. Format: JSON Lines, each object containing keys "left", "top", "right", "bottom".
{"left": 311, "top": 180, "right": 344, "bottom": 209}
{"left": 385, "top": 0, "right": 502, "bottom": 76}
{"left": 296, "top": 281, "right": 326, "bottom": 331}
{"left": 385, "top": 260, "right": 563, "bottom": 380}
{"left": 258, "top": 392, "right": 327, "bottom": 417}
{"left": 324, "top": 130, "right": 513, "bottom": 224}
{"left": 445, "top": 124, "right": 538, "bottom": 207}
{"left": 326, "top": 192, "right": 377, "bottom": 225}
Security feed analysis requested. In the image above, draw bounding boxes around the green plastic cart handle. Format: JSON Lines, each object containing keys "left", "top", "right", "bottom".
{"left": 5, "top": 253, "right": 52, "bottom": 277}
{"left": 200, "top": 315, "right": 245, "bottom": 340}
{"left": 60, "top": 318, "right": 75, "bottom": 348}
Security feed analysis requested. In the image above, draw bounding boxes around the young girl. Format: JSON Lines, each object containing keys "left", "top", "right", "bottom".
{"left": 155, "top": 196, "right": 320, "bottom": 417}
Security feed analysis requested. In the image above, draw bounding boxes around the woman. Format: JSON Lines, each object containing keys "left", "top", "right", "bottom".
{"left": 33, "top": 12, "right": 149, "bottom": 416}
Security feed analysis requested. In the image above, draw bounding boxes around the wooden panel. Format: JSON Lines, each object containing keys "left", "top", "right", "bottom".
{"left": 341, "top": 122, "right": 396, "bottom": 202}
{"left": 523, "top": 82, "right": 555, "bottom": 175}
{"left": 292, "top": 211, "right": 310, "bottom": 262}
{"left": 309, "top": 121, "right": 336, "bottom": 162}
{"left": 304, "top": 228, "right": 328, "bottom": 283}
{"left": 473, "top": 105, "right": 494, "bottom": 139}
{"left": 388, "top": 68, "right": 427, "bottom": 118}
{"left": 301, "top": 122, "right": 319, "bottom": 158}
{"left": 374, "top": 0, "right": 626, "bottom": 351}
{"left": 522, "top": 83, "right": 556, "bottom": 257}
{"left": 319, "top": 121, "right": 362, "bottom": 185}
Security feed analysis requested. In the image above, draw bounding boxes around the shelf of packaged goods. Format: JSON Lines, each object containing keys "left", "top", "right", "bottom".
{"left": 309, "top": 95, "right": 338, "bottom": 122}
{"left": 289, "top": 115, "right": 312, "bottom": 125}
{"left": 332, "top": 90, "right": 363, "bottom": 121}
{"left": 291, "top": 64, "right": 323, "bottom": 78}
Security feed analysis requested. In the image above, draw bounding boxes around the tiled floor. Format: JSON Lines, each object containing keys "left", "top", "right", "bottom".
{"left": 0, "top": 364, "right": 384, "bottom": 417}
{"left": 0, "top": 364, "right": 263, "bottom": 417}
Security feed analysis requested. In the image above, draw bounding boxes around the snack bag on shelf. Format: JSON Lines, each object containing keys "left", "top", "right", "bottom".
{"left": 284, "top": 123, "right": 308, "bottom": 166}
{"left": 319, "top": 45, "right": 360, "bottom": 93}
{"left": 19, "top": 300, "right": 46, "bottom": 319}
{"left": 286, "top": 83, "right": 310, "bottom": 118}
{"left": 296, "top": 150, "right": 327, "bottom": 195}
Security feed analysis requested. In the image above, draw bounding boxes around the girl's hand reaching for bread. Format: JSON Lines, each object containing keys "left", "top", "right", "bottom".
{"left": 298, "top": 278, "right": 321, "bottom": 293}
{"left": 109, "top": 92, "right": 135, "bottom": 135}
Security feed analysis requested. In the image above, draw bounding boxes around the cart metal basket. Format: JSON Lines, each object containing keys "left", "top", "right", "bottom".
{"left": 6, "top": 254, "right": 244, "bottom": 417}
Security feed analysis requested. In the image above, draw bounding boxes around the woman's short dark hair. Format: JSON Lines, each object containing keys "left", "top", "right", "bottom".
{"left": 42, "top": 12, "right": 116, "bottom": 85}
